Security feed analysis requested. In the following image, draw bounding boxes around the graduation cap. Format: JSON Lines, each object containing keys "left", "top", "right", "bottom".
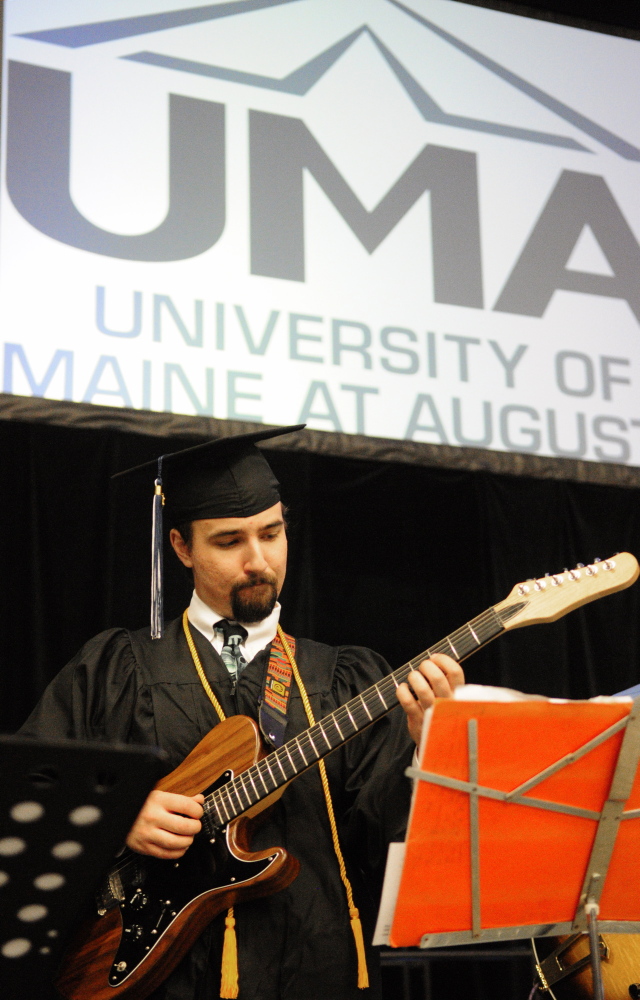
{"left": 112, "top": 424, "right": 305, "bottom": 638}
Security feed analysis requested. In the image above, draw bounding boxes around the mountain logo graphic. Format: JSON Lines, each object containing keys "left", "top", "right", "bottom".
{"left": 16, "top": 0, "right": 640, "bottom": 160}
{"left": 5, "top": 0, "right": 640, "bottom": 323}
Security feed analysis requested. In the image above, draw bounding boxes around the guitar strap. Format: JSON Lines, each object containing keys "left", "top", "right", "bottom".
{"left": 259, "top": 628, "right": 295, "bottom": 748}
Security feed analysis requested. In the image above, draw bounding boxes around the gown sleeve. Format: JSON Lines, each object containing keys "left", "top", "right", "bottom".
{"left": 17, "top": 629, "right": 151, "bottom": 745}
{"left": 328, "top": 646, "right": 415, "bottom": 896}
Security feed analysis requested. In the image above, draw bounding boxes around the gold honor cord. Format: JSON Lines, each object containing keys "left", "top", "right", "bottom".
{"left": 276, "top": 624, "right": 369, "bottom": 989}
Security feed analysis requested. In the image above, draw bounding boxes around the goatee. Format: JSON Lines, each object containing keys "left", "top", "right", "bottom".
{"left": 230, "top": 574, "right": 278, "bottom": 624}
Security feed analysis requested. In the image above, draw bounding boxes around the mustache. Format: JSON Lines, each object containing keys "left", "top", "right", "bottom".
{"left": 233, "top": 572, "right": 277, "bottom": 591}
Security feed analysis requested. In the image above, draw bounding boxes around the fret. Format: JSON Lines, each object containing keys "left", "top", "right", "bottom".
{"left": 228, "top": 784, "right": 245, "bottom": 814}
{"left": 274, "top": 752, "right": 288, "bottom": 781}
{"left": 467, "top": 623, "right": 480, "bottom": 645}
{"left": 360, "top": 695, "right": 373, "bottom": 721}
{"left": 446, "top": 636, "right": 459, "bottom": 659}
{"left": 284, "top": 743, "right": 297, "bottom": 772}
{"left": 289, "top": 743, "right": 306, "bottom": 772}
{"left": 236, "top": 774, "right": 252, "bottom": 810}
{"left": 333, "top": 716, "right": 345, "bottom": 741}
{"left": 452, "top": 627, "right": 479, "bottom": 657}
{"left": 380, "top": 675, "right": 398, "bottom": 698}
{"left": 237, "top": 779, "right": 252, "bottom": 811}
{"left": 262, "top": 758, "right": 277, "bottom": 787}
{"left": 306, "top": 732, "right": 320, "bottom": 757}
{"left": 254, "top": 764, "right": 270, "bottom": 795}
{"left": 345, "top": 705, "right": 357, "bottom": 730}
{"left": 247, "top": 768, "right": 259, "bottom": 800}
{"left": 375, "top": 686, "right": 389, "bottom": 710}
{"left": 318, "top": 722, "right": 332, "bottom": 750}
{"left": 217, "top": 792, "right": 231, "bottom": 824}
{"left": 345, "top": 701, "right": 362, "bottom": 726}
{"left": 295, "top": 736, "right": 309, "bottom": 766}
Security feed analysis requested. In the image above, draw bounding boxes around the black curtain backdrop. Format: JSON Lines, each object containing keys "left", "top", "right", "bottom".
{"left": 2, "top": 415, "right": 639, "bottom": 735}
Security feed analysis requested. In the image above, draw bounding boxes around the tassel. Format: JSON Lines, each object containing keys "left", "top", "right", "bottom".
{"left": 150, "top": 466, "right": 164, "bottom": 640}
{"left": 220, "top": 907, "right": 239, "bottom": 999}
{"left": 349, "top": 906, "right": 369, "bottom": 989}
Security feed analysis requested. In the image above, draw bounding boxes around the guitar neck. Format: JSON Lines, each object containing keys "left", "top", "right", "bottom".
{"left": 202, "top": 598, "right": 525, "bottom": 830}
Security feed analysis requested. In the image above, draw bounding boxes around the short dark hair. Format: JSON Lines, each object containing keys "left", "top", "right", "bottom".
{"left": 174, "top": 520, "right": 193, "bottom": 548}
{"left": 174, "top": 504, "right": 289, "bottom": 552}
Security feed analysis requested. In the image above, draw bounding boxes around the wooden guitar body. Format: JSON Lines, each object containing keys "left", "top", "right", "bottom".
{"left": 533, "top": 934, "right": 640, "bottom": 999}
{"left": 55, "top": 716, "right": 300, "bottom": 1000}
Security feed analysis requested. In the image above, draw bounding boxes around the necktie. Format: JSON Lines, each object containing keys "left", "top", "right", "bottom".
{"left": 214, "top": 619, "right": 248, "bottom": 688}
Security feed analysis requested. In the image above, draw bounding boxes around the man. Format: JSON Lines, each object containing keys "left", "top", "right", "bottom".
{"left": 20, "top": 426, "right": 464, "bottom": 1000}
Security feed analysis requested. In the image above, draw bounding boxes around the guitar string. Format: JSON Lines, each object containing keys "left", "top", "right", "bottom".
{"left": 104, "top": 568, "right": 617, "bottom": 879}
{"left": 204, "top": 610, "right": 507, "bottom": 821}
{"left": 206, "top": 568, "right": 622, "bottom": 822}
{"left": 108, "top": 602, "right": 516, "bottom": 877}
{"left": 202, "top": 606, "right": 508, "bottom": 825}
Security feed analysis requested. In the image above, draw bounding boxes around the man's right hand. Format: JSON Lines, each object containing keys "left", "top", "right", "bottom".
{"left": 126, "top": 789, "right": 205, "bottom": 859}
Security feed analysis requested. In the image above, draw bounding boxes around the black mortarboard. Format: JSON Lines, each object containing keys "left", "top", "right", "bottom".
{"left": 113, "top": 424, "right": 305, "bottom": 638}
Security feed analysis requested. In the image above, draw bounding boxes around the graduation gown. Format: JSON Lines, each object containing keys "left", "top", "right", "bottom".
{"left": 19, "top": 615, "right": 414, "bottom": 1000}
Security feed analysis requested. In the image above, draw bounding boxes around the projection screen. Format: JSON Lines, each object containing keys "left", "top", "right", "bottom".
{"left": 1, "top": 0, "right": 640, "bottom": 470}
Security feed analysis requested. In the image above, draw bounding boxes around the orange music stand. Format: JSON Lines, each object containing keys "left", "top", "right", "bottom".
{"left": 387, "top": 697, "right": 640, "bottom": 999}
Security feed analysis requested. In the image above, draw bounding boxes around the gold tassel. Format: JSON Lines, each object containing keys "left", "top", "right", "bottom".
{"left": 219, "top": 907, "right": 239, "bottom": 998}
{"left": 349, "top": 906, "right": 370, "bottom": 989}
{"left": 182, "top": 616, "right": 242, "bottom": 997}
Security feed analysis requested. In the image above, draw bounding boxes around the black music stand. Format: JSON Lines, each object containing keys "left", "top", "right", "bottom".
{"left": 0, "top": 736, "right": 166, "bottom": 999}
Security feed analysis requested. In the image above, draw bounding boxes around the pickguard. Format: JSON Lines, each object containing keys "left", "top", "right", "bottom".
{"left": 108, "top": 770, "right": 276, "bottom": 987}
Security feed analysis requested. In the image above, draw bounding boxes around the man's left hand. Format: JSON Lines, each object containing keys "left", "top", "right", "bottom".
{"left": 396, "top": 653, "right": 465, "bottom": 747}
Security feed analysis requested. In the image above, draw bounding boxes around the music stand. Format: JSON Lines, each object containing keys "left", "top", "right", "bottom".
{"left": 386, "top": 697, "right": 640, "bottom": 1000}
{"left": 0, "top": 736, "right": 166, "bottom": 999}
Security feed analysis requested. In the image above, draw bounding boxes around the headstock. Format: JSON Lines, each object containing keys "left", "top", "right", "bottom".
{"left": 495, "top": 553, "right": 639, "bottom": 630}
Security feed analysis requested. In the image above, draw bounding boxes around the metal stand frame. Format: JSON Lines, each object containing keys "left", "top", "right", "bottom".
{"left": 404, "top": 696, "right": 640, "bottom": 997}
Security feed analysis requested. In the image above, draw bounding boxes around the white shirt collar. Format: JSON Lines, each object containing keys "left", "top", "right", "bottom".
{"left": 187, "top": 589, "right": 281, "bottom": 665}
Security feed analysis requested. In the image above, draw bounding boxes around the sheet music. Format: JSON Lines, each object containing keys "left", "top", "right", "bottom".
{"left": 372, "top": 842, "right": 406, "bottom": 946}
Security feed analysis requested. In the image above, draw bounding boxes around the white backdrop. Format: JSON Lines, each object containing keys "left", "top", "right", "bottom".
{"left": 2, "top": 0, "right": 640, "bottom": 465}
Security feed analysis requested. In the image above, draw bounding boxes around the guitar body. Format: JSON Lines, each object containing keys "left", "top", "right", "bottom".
{"left": 55, "top": 716, "right": 300, "bottom": 1000}
{"left": 533, "top": 934, "right": 640, "bottom": 999}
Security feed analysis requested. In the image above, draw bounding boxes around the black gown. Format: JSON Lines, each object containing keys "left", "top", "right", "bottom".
{"left": 19, "top": 615, "right": 414, "bottom": 1000}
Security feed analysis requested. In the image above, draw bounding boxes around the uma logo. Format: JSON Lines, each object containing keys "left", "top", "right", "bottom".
{"left": 6, "top": 0, "right": 640, "bottom": 320}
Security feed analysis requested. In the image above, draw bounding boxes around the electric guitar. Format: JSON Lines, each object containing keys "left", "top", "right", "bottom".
{"left": 55, "top": 553, "right": 640, "bottom": 1000}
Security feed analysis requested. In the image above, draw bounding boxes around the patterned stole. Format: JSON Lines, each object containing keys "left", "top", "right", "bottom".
{"left": 259, "top": 629, "right": 295, "bottom": 748}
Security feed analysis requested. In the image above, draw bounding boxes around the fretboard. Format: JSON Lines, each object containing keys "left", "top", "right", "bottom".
{"left": 202, "top": 599, "right": 525, "bottom": 832}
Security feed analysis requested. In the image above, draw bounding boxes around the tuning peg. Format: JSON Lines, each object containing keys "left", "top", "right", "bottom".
{"left": 594, "top": 557, "right": 601, "bottom": 563}
{"left": 577, "top": 563, "right": 585, "bottom": 568}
